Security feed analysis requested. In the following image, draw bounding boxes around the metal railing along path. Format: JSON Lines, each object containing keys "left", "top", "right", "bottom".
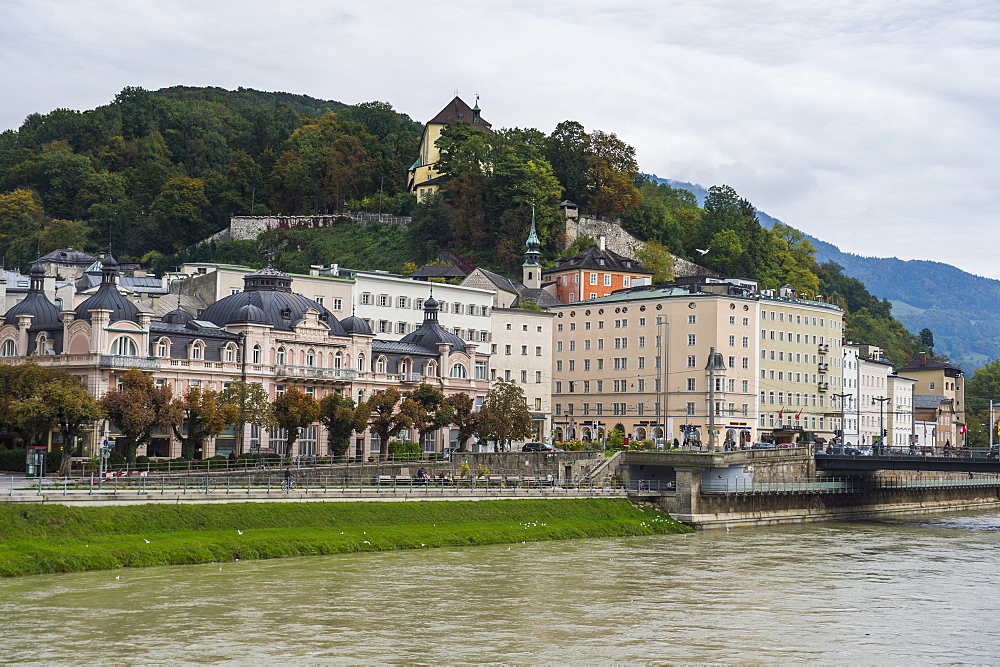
{"left": 701, "top": 475, "right": 1000, "bottom": 495}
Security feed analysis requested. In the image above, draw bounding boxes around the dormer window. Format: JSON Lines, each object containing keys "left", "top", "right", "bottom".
{"left": 1, "top": 339, "right": 16, "bottom": 357}
{"left": 157, "top": 339, "right": 169, "bottom": 358}
{"left": 281, "top": 308, "right": 291, "bottom": 319}
{"left": 225, "top": 345, "right": 236, "bottom": 363}
{"left": 190, "top": 342, "right": 203, "bottom": 360}
{"left": 110, "top": 336, "right": 138, "bottom": 357}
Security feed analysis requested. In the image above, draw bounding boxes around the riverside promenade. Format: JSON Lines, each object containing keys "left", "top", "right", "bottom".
{"left": 0, "top": 473, "right": 629, "bottom": 506}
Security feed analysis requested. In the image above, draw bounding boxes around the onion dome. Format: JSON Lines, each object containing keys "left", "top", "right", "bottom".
{"left": 161, "top": 308, "right": 194, "bottom": 325}
{"left": 4, "top": 263, "right": 62, "bottom": 331}
{"left": 74, "top": 253, "right": 139, "bottom": 324}
{"left": 199, "top": 266, "right": 346, "bottom": 335}
{"left": 399, "top": 291, "right": 466, "bottom": 353}
{"left": 340, "top": 314, "right": 373, "bottom": 335}
{"left": 227, "top": 303, "right": 269, "bottom": 325}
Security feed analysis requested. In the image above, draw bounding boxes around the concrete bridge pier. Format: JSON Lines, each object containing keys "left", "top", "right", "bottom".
{"left": 671, "top": 466, "right": 704, "bottom": 520}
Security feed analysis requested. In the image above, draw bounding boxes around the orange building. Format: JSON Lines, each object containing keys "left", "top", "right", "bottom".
{"left": 542, "top": 240, "right": 652, "bottom": 303}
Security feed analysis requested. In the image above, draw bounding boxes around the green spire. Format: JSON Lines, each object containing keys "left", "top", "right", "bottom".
{"left": 523, "top": 206, "right": 541, "bottom": 267}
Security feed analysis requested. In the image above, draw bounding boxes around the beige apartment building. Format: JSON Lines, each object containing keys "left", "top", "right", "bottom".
{"left": 550, "top": 281, "right": 760, "bottom": 448}
{"left": 550, "top": 277, "right": 846, "bottom": 448}
{"left": 757, "top": 291, "right": 846, "bottom": 444}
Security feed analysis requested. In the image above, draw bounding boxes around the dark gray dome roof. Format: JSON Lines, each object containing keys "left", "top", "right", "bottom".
{"left": 161, "top": 308, "right": 194, "bottom": 325}
{"left": 227, "top": 304, "right": 269, "bottom": 325}
{"left": 340, "top": 315, "right": 372, "bottom": 335}
{"left": 199, "top": 267, "right": 346, "bottom": 335}
{"left": 74, "top": 253, "right": 139, "bottom": 324}
{"left": 399, "top": 292, "right": 466, "bottom": 353}
{"left": 4, "top": 264, "right": 62, "bottom": 331}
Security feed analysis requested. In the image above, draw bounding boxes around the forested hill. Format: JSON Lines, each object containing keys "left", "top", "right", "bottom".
{"left": 0, "top": 86, "right": 933, "bottom": 369}
{"left": 652, "top": 176, "right": 997, "bottom": 371}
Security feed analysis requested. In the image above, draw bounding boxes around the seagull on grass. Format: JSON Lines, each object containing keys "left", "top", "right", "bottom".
{"left": 237, "top": 530, "right": 243, "bottom": 535}
{"left": 144, "top": 539, "right": 150, "bottom": 543}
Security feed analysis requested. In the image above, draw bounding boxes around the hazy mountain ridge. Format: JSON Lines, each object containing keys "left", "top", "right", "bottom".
{"left": 651, "top": 176, "right": 999, "bottom": 370}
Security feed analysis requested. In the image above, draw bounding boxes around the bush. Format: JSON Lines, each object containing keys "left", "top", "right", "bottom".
{"left": 108, "top": 451, "right": 126, "bottom": 466}
{"left": 388, "top": 440, "right": 421, "bottom": 460}
{"left": 135, "top": 456, "right": 151, "bottom": 464}
{"left": 561, "top": 439, "right": 597, "bottom": 451}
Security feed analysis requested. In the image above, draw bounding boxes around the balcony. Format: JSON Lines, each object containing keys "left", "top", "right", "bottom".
{"left": 818, "top": 381, "right": 829, "bottom": 391}
{"left": 400, "top": 372, "right": 424, "bottom": 383}
{"left": 99, "top": 355, "right": 159, "bottom": 371}
{"left": 818, "top": 343, "right": 829, "bottom": 353}
{"left": 818, "top": 362, "right": 829, "bottom": 372}
{"left": 275, "top": 365, "right": 356, "bottom": 381}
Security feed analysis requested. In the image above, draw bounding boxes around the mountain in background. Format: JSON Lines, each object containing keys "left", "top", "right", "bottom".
{"left": 651, "top": 176, "right": 1000, "bottom": 371}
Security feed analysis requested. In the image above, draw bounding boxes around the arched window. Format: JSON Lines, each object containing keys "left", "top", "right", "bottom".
{"left": 34, "top": 333, "right": 49, "bottom": 355}
{"left": 306, "top": 349, "right": 316, "bottom": 367}
{"left": 426, "top": 361, "right": 437, "bottom": 377}
{"left": 252, "top": 344, "right": 261, "bottom": 364}
{"left": 157, "top": 338, "right": 169, "bottom": 358}
{"left": 225, "top": 344, "right": 236, "bottom": 363}
{"left": 334, "top": 352, "right": 343, "bottom": 369}
{"left": 190, "top": 342, "right": 203, "bottom": 360}
{"left": 399, "top": 358, "right": 410, "bottom": 376}
{"left": 357, "top": 354, "right": 366, "bottom": 372}
{"left": 376, "top": 356, "right": 387, "bottom": 373}
{"left": 110, "top": 336, "right": 138, "bottom": 356}
{"left": 276, "top": 346, "right": 286, "bottom": 365}
{"left": 1, "top": 339, "right": 16, "bottom": 357}
{"left": 450, "top": 363, "right": 468, "bottom": 379}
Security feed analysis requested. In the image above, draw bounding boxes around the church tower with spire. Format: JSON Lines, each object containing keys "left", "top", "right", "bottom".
{"left": 522, "top": 207, "right": 542, "bottom": 290}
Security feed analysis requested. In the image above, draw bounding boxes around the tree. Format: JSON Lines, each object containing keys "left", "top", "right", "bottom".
{"left": 150, "top": 175, "right": 213, "bottom": 250}
{"left": 584, "top": 130, "right": 641, "bottom": 219}
{"left": 362, "top": 387, "right": 413, "bottom": 458}
{"left": 635, "top": 239, "right": 675, "bottom": 284}
{"left": 219, "top": 380, "right": 273, "bottom": 456}
{"left": 14, "top": 370, "right": 103, "bottom": 476}
{"left": 919, "top": 328, "right": 935, "bottom": 351}
{"left": 271, "top": 387, "right": 320, "bottom": 459}
{"left": 476, "top": 380, "right": 533, "bottom": 451}
{"left": 168, "top": 386, "right": 239, "bottom": 460}
{"left": 443, "top": 393, "right": 479, "bottom": 452}
{"left": 405, "top": 383, "right": 455, "bottom": 448}
{"left": 318, "top": 392, "right": 363, "bottom": 457}
{"left": 100, "top": 369, "right": 174, "bottom": 462}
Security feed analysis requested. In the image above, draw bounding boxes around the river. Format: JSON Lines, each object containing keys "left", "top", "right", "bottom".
{"left": 1, "top": 510, "right": 998, "bottom": 664}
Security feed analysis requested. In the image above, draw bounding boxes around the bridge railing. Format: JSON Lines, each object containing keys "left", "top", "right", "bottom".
{"left": 702, "top": 474, "right": 1000, "bottom": 495}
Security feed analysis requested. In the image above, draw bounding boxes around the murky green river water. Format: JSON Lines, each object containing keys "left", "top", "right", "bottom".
{"left": 1, "top": 510, "right": 998, "bottom": 663}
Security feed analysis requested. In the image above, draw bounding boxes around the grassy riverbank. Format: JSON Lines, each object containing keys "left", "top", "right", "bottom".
{"left": 0, "top": 499, "right": 691, "bottom": 577}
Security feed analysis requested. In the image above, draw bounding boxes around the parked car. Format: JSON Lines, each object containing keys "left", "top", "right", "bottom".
{"left": 858, "top": 446, "right": 875, "bottom": 456}
{"left": 522, "top": 442, "right": 564, "bottom": 452}
{"left": 988, "top": 444, "right": 999, "bottom": 461}
{"left": 825, "top": 445, "right": 862, "bottom": 456}
{"left": 751, "top": 442, "right": 778, "bottom": 449}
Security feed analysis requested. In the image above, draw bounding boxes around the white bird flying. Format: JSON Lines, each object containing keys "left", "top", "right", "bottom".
{"left": 695, "top": 248, "right": 710, "bottom": 255}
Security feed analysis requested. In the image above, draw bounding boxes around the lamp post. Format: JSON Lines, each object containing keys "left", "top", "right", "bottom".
{"left": 872, "top": 396, "right": 890, "bottom": 453}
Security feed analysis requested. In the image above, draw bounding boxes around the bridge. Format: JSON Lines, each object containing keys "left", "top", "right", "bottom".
{"left": 816, "top": 453, "right": 1000, "bottom": 473}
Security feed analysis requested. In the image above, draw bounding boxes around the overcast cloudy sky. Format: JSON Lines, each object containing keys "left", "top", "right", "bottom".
{"left": 3, "top": 1, "right": 998, "bottom": 277}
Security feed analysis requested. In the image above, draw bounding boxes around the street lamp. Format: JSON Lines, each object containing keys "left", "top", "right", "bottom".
{"left": 872, "top": 396, "right": 890, "bottom": 453}
{"left": 833, "top": 392, "right": 851, "bottom": 448}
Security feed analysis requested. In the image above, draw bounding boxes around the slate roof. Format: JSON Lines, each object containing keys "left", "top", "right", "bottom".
{"left": 473, "top": 268, "right": 561, "bottom": 308}
{"left": 400, "top": 296, "right": 467, "bottom": 353}
{"left": 4, "top": 265, "right": 62, "bottom": 332}
{"left": 372, "top": 340, "right": 438, "bottom": 356}
{"left": 543, "top": 245, "right": 652, "bottom": 275}
{"left": 427, "top": 96, "right": 492, "bottom": 130}
{"left": 898, "top": 357, "right": 964, "bottom": 374}
{"left": 410, "top": 266, "right": 468, "bottom": 279}
{"left": 199, "top": 267, "right": 347, "bottom": 335}
{"left": 914, "top": 395, "right": 952, "bottom": 410}
{"left": 36, "top": 248, "right": 97, "bottom": 266}
{"left": 74, "top": 254, "right": 140, "bottom": 324}
{"left": 340, "top": 315, "right": 373, "bottom": 335}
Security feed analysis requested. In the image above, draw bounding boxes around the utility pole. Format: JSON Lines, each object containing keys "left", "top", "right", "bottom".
{"left": 872, "top": 396, "right": 890, "bottom": 453}
{"left": 991, "top": 399, "right": 995, "bottom": 451}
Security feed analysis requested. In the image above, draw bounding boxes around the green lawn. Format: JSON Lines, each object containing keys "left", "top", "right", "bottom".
{"left": 0, "top": 499, "right": 691, "bottom": 577}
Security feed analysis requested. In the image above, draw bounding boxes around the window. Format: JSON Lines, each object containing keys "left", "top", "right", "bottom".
{"left": 357, "top": 354, "right": 366, "bottom": 372}
{"left": 376, "top": 357, "right": 387, "bottom": 373}
{"left": 597, "top": 339, "right": 604, "bottom": 350}
{"left": 688, "top": 315, "right": 697, "bottom": 325}
{"left": 306, "top": 349, "right": 316, "bottom": 367}
{"left": 252, "top": 344, "right": 261, "bottom": 364}
{"left": 361, "top": 293, "right": 372, "bottom": 305}
{"left": 190, "top": 343, "right": 202, "bottom": 360}
{"left": 522, "top": 345, "right": 528, "bottom": 355}
{"left": 687, "top": 355, "right": 696, "bottom": 368}
{"left": 556, "top": 360, "right": 564, "bottom": 372}
{"left": 638, "top": 336, "right": 645, "bottom": 348}
{"left": 623, "top": 276, "right": 631, "bottom": 287}
{"left": 225, "top": 345, "right": 235, "bottom": 363}
{"left": 590, "top": 272, "right": 597, "bottom": 285}
{"left": 520, "top": 370, "right": 527, "bottom": 382}
{"left": 450, "top": 364, "right": 468, "bottom": 378}
{"left": 536, "top": 346, "right": 542, "bottom": 356}
{"left": 1, "top": 339, "right": 16, "bottom": 357}
{"left": 687, "top": 378, "right": 696, "bottom": 391}
{"left": 475, "top": 361, "right": 487, "bottom": 380}
{"left": 157, "top": 339, "right": 169, "bottom": 358}
{"left": 109, "top": 336, "right": 138, "bottom": 357}
{"left": 687, "top": 334, "right": 696, "bottom": 346}
{"left": 604, "top": 274, "right": 611, "bottom": 286}
{"left": 729, "top": 335, "right": 736, "bottom": 347}
{"left": 333, "top": 298, "right": 343, "bottom": 311}
{"left": 686, "top": 402, "right": 696, "bottom": 416}
{"left": 276, "top": 347, "right": 286, "bottom": 365}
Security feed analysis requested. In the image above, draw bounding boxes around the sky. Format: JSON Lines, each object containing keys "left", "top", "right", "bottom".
{"left": 3, "top": 0, "right": 999, "bottom": 277}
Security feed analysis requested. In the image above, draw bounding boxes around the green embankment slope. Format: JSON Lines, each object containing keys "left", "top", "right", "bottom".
{"left": 0, "top": 499, "right": 691, "bottom": 577}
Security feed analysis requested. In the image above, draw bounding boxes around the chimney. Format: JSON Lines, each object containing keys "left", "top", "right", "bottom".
{"left": 598, "top": 234, "right": 607, "bottom": 251}
{"left": 919, "top": 352, "right": 927, "bottom": 366}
